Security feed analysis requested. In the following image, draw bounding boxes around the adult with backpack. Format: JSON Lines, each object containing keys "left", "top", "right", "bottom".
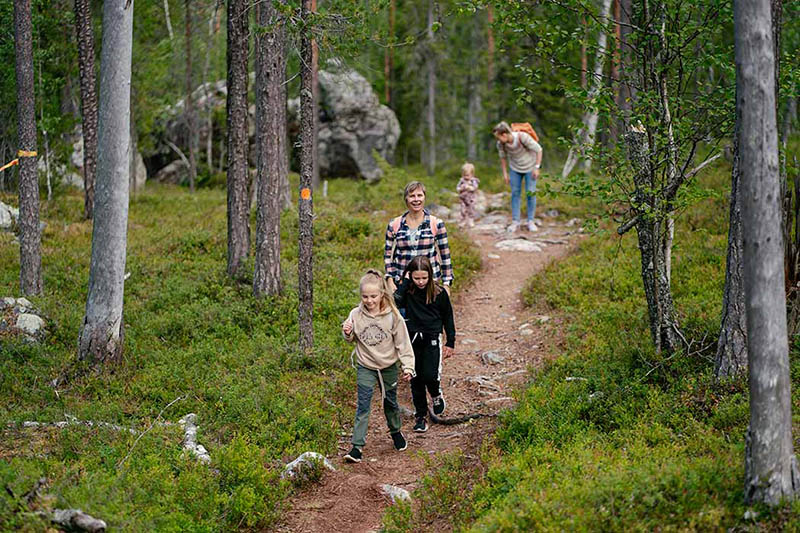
{"left": 493, "top": 121, "right": 543, "bottom": 233}
{"left": 384, "top": 181, "right": 454, "bottom": 294}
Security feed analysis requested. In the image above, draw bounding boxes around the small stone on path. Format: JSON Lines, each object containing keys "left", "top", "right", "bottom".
{"left": 487, "top": 253, "right": 501, "bottom": 259}
{"left": 480, "top": 351, "right": 505, "bottom": 365}
{"left": 379, "top": 484, "right": 411, "bottom": 504}
{"left": 495, "top": 239, "right": 543, "bottom": 252}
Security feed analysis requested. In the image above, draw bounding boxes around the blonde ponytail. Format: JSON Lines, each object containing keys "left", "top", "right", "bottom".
{"left": 360, "top": 269, "right": 401, "bottom": 318}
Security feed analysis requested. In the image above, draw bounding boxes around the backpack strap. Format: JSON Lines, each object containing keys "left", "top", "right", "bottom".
{"left": 391, "top": 215, "right": 403, "bottom": 234}
{"left": 429, "top": 214, "right": 440, "bottom": 238}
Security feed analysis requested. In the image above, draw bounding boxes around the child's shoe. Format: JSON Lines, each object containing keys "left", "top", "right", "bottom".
{"left": 391, "top": 431, "right": 408, "bottom": 451}
{"left": 432, "top": 395, "right": 446, "bottom": 416}
{"left": 344, "top": 446, "right": 362, "bottom": 463}
{"left": 413, "top": 417, "right": 428, "bottom": 433}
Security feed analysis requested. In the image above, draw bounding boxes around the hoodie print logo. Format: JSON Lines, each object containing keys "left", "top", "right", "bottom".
{"left": 360, "top": 324, "right": 389, "bottom": 346}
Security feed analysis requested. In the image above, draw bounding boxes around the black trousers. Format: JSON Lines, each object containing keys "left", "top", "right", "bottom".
{"left": 410, "top": 331, "right": 442, "bottom": 418}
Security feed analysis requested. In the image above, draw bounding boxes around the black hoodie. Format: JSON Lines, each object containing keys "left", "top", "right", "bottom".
{"left": 394, "top": 278, "right": 456, "bottom": 348}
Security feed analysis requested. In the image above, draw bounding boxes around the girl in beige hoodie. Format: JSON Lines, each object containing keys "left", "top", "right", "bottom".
{"left": 342, "top": 270, "right": 415, "bottom": 463}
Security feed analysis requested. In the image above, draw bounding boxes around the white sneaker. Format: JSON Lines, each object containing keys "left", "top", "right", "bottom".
{"left": 527, "top": 221, "right": 538, "bottom": 232}
{"left": 507, "top": 222, "right": 519, "bottom": 233}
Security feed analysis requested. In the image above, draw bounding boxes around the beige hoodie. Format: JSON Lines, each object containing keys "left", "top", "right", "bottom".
{"left": 343, "top": 304, "right": 415, "bottom": 375}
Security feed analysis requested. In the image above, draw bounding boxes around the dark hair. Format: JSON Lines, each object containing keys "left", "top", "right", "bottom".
{"left": 403, "top": 256, "right": 441, "bottom": 304}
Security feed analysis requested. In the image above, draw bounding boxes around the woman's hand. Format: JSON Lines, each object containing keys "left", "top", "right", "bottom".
{"left": 442, "top": 346, "right": 454, "bottom": 360}
{"left": 503, "top": 173, "right": 510, "bottom": 185}
{"left": 402, "top": 371, "right": 414, "bottom": 382}
{"left": 342, "top": 320, "right": 353, "bottom": 335}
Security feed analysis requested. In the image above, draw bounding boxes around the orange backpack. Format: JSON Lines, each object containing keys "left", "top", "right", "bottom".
{"left": 512, "top": 122, "right": 539, "bottom": 143}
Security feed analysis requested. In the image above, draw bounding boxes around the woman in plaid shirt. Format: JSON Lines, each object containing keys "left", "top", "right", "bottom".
{"left": 384, "top": 181, "right": 454, "bottom": 293}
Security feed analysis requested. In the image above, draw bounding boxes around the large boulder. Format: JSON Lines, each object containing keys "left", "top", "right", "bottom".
{"left": 0, "top": 201, "right": 18, "bottom": 231}
{"left": 65, "top": 125, "right": 147, "bottom": 191}
{"left": 289, "top": 60, "right": 401, "bottom": 182}
{"left": 155, "top": 63, "right": 400, "bottom": 183}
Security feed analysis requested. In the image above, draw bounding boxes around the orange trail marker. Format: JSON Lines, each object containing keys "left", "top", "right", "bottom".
{"left": 300, "top": 187, "right": 311, "bottom": 200}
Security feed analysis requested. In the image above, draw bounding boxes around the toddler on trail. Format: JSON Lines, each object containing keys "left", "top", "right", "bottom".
{"left": 456, "top": 162, "right": 480, "bottom": 228}
{"left": 393, "top": 256, "right": 456, "bottom": 433}
{"left": 342, "top": 269, "right": 415, "bottom": 463}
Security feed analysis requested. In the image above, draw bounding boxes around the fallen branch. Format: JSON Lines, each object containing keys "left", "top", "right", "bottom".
{"left": 11, "top": 416, "right": 138, "bottom": 435}
{"left": 118, "top": 396, "right": 184, "bottom": 469}
{"left": 484, "top": 396, "right": 515, "bottom": 404}
{"left": 428, "top": 409, "right": 495, "bottom": 425}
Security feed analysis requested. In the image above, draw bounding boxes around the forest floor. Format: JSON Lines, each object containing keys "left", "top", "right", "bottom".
{"left": 276, "top": 213, "right": 584, "bottom": 533}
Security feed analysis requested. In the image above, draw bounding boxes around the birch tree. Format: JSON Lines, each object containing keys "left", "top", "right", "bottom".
{"left": 225, "top": 0, "right": 249, "bottom": 278}
{"left": 74, "top": 0, "right": 98, "bottom": 220}
{"left": 562, "top": 0, "right": 613, "bottom": 178}
{"left": 15, "top": 0, "right": 42, "bottom": 296}
{"left": 78, "top": 0, "right": 134, "bottom": 366}
{"left": 253, "top": 0, "right": 287, "bottom": 297}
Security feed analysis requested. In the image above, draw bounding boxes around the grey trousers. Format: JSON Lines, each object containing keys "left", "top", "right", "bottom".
{"left": 351, "top": 362, "right": 401, "bottom": 448}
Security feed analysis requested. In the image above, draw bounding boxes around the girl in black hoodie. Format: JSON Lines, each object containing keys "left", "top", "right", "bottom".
{"left": 394, "top": 256, "right": 456, "bottom": 432}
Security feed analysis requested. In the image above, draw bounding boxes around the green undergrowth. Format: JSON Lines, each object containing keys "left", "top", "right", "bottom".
{"left": 384, "top": 160, "right": 800, "bottom": 531}
{"left": 0, "top": 164, "right": 481, "bottom": 531}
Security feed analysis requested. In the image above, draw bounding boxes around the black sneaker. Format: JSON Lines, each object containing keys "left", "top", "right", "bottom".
{"left": 432, "top": 395, "right": 446, "bottom": 416}
{"left": 413, "top": 417, "right": 428, "bottom": 433}
{"left": 391, "top": 431, "right": 407, "bottom": 451}
{"left": 344, "top": 446, "right": 362, "bottom": 463}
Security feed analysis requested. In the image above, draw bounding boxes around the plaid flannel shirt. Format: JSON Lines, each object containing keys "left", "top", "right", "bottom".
{"left": 384, "top": 210, "right": 453, "bottom": 286}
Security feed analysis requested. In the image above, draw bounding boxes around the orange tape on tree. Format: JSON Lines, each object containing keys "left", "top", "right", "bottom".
{"left": 17, "top": 150, "right": 37, "bottom": 158}
{"left": 0, "top": 159, "right": 19, "bottom": 172}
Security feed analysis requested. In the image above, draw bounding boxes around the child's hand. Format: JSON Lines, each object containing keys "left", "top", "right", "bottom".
{"left": 402, "top": 371, "right": 413, "bottom": 382}
{"left": 442, "top": 346, "right": 454, "bottom": 359}
{"left": 342, "top": 320, "right": 353, "bottom": 335}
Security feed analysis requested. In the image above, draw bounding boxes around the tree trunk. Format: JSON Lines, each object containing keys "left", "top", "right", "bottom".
{"left": 426, "top": 0, "right": 436, "bottom": 176}
{"left": 467, "top": 74, "right": 480, "bottom": 161}
{"left": 225, "top": 0, "right": 250, "bottom": 278}
{"left": 253, "top": 0, "right": 286, "bottom": 297}
{"left": 563, "top": 0, "right": 613, "bottom": 178}
{"left": 384, "top": 0, "right": 395, "bottom": 104}
{"left": 624, "top": 127, "right": 681, "bottom": 353}
{"left": 202, "top": 3, "right": 219, "bottom": 171}
{"left": 78, "top": 0, "right": 134, "bottom": 366}
{"left": 184, "top": 0, "right": 197, "bottom": 192}
{"left": 310, "top": 0, "right": 320, "bottom": 191}
{"left": 715, "top": 131, "right": 748, "bottom": 379}
{"left": 617, "top": 0, "right": 634, "bottom": 119}
{"left": 736, "top": 0, "right": 799, "bottom": 506}
{"left": 487, "top": 4, "right": 494, "bottom": 90}
{"left": 14, "top": 0, "right": 42, "bottom": 297}
{"left": 298, "top": 0, "right": 315, "bottom": 352}
{"left": 74, "top": 0, "right": 98, "bottom": 220}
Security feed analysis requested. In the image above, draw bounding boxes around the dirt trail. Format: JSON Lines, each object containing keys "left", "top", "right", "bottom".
{"left": 276, "top": 213, "right": 582, "bottom": 533}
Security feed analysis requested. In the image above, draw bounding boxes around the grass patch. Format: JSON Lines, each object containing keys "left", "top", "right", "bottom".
{"left": 383, "top": 159, "right": 800, "bottom": 531}
{"left": 0, "top": 163, "right": 481, "bottom": 531}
